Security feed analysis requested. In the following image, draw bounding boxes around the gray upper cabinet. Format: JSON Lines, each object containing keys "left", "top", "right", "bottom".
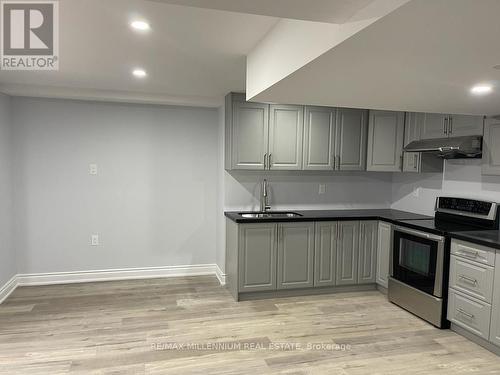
{"left": 420, "top": 113, "right": 447, "bottom": 139}
{"left": 358, "top": 221, "right": 378, "bottom": 284}
{"left": 448, "top": 115, "right": 484, "bottom": 137}
{"left": 483, "top": 118, "right": 500, "bottom": 176}
{"left": 277, "top": 222, "right": 315, "bottom": 289}
{"left": 404, "top": 112, "right": 423, "bottom": 146}
{"left": 367, "top": 110, "right": 405, "bottom": 172}
{"left": 420, "top": 112, "right": 483, "bottom": 139}
{"left": 303, "top": 106, "right": 336, "bottom": 170}
{"left": 238, "top": 223, "right": 277, "bottom": 292}
{"left": 314, "top": 222, "right": 338, "bottom": 287}
{"left": 268, "top": 104, "right": 304, "bottom": 170}
{"left": 227, "top": 95, "right": 269, "bottom": 170}
{"left": 336, "top": 221, "right": 360, "bottom": 285}
{"left": 336, "top": 108, "right": 368, "bottom": 171}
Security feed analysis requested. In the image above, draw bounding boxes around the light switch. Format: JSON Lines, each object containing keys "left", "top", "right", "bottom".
{"left": 91, "top": 234, "right": 99, "bottom": 246}
{"left": 89, "top": 164, "right": 98, "bottom": 175}
{"left": 319, "top": 184, "right": 326, "bottom": 195}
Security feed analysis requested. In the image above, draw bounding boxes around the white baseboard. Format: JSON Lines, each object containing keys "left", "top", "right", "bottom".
{"left": 0, "top": 264, "right": 226, "bottom": 304}
{"left": 215, "top": 264, "right": 226, "bottom": 285}
{"left": 0, "top": 275, "right": 18, "bottom": 304}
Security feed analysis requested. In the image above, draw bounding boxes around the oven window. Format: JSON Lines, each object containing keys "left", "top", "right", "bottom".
{"left": 399, "top": 240, "right": 431, "bottom": 276}
{"left": 393, "top": 231, "right": 438, "bottom": 296}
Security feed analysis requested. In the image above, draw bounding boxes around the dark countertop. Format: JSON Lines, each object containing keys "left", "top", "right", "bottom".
{"left": 449, "top": 230, "right": 500, "bottom": 250}
{"left": 225, "top": 209, "right": 432, "bottom": 225}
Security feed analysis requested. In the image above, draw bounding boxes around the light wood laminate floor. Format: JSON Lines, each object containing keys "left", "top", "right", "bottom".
{"left": 1, "top": 276, "right": 500, "bottom": 374}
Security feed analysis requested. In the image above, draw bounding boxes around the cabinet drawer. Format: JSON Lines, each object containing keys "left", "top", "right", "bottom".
{"left": 451, "top": 239, "right": 495, "bottom": 266}
{"left": 449, "top": 255, "right": 494, "bottom": 303}
{"left": 448, "top": 289, "right": 491, "bottom": 339}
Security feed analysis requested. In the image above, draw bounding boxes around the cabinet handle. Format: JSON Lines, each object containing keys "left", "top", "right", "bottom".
{"left": 457, "top": 308, "right": 474, "bottom": 319}
{"left": 444, "top": 117, "right": 448, "bottom": 135}
{"left": 332, "top": 154, "right": 336, "bottom": 170}
{"left": 459, "top": 249, "right": 479, "bottom": 259}
{"left": 459, "top": 274, "right": 477, "bottom": 285}
{"left": 413, "top": 154, "right": 418, "bottom": 169}
{"left": 268, "top": 153, "right": 272, "bottom": 169}
{"left": 449, "top": 117, "right": 453, "bottom": 135}
{"left": 400, "top": 155, "right": 404, "bottom": 171}
{"left": 264, "top": 153, "right": 268, "bottom": 169}
{"left": 337, "top": 155, "right": 341, "bottom": 171}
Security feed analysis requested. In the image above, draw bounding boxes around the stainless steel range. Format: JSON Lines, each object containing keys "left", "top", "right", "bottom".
{"left": 388, "top": 197, "right": 499, "bottom": 328}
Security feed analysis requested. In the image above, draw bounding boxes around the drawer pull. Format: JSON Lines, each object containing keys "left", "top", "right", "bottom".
{"left": 459, "top": 249, "right": 479, "bottom": 259}
{"left": 457, "top": 308, "right": 474, "bottom": 319}
{"left": 459, "top": 275, "right": 478, "bottom": 285}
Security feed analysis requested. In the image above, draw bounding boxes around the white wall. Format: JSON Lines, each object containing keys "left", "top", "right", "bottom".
{"left": 225, "top": 170, "right": 393, "bottom": 211}
{"left": 391, "top": 159, "right": 500, "bottom": 216}
{"left": 0, "top": 94, "right": 15, "bottom": 287}
{"left": 11, "top": 97, "right": 219, "bottom": 274}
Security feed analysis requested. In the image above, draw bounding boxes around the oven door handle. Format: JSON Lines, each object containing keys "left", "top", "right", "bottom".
{"left": 395, "top": 226, "right": 445, "bottom": 242}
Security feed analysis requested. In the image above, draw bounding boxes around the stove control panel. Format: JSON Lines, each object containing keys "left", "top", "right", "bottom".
{"left": 436, "top": 197, "right": 497, "bottom": 220}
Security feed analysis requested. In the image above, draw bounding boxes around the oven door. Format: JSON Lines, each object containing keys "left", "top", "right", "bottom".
{"left": 392, "top": 227, "right": 445, "bottom": 298}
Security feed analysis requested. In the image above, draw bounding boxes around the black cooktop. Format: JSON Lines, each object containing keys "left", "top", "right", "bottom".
{"left": 397, "top": 219, "right": 491, "bottom": 235}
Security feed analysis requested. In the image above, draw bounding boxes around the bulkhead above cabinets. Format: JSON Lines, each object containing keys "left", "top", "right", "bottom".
{"left": 224, "top": 93, "right": 484, "bottom": 174}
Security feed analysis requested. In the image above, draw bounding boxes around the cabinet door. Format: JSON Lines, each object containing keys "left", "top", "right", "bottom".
{"left": 336, "top": 221, "right": 360, "bottom": 285}
{"left": 489, "top": 250, "right": 500, "bottom": 346}
{"left": 231, "top": 101, "right": 269, "bottom": 170}
{"left": 448, "top": 115, "right": 484, "bottom": 137}
{"left": 303, "top": 106, "right": 336, "bottom": 170}
{"left": 268, "top": 104, "right": 304, "bottom": 170}
{"left": 482, "top": 119, "right": 500, "bottom": 176}
{"left": 402, "top": 152, "right": 420, "bottom": 173}
{"left": 277, "top": 222, "right": 315, "bottom": 289}
{"left": 336, "top": 108, "right": 368, "bottom": 171}
{"left": 358, "top": 221, "right": 378, "bottom": 284}
{"left": 238, "top": 223, "right": 277, "bottom": 292}
{"left": 376, "top": 221, "right": 392, "bottom": 288}
{"left": 404, "top": 112, "right": 424, "bottom": 146}
{"left": 314, "top": 222, "right": 338, "bottom": 287}
{"left": 420, "top": 113, "right": 447, "bottom": 139}
{"left": 367, "top": 110, "right": 405, "bottom": 172}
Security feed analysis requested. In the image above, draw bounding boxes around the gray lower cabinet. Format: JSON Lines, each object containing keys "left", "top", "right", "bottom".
{"left": 336, "top": 108, "right": 368, "bottom": 171}
{"left": 277, "top": 222, "right": 315, "bottom": 289}
{"left": 336, "top": 221, "right": 360, "bottom": 285}
{"left": 490, "top": 250, "right": 500, "bottom": 346}
{"left": 358, "top": 221, "right": 378, "bottom": 284}
{"left": 303, "top": 106, "right": 336, "bottom": 170}
{"left": 367, "top": 110, "right": 405, "bottom": 172}
{"left": 238, "top": 223, "right": 277, "bottom": 292}
{"left": 269, "top": 104, "right": 304, "bottom": 170}
{"left": 314, "top": 222, "right": 338, "bottom": 287}
{"left": 376, "top": 221, "right": 392, "bottom": 288}
{"left": 482, "top": 118, "right": 500, "bottom": 176}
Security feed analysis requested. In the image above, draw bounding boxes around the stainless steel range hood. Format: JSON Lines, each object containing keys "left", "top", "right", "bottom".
{"left": 404, "top": 136, "right": 482, "bottom": 159}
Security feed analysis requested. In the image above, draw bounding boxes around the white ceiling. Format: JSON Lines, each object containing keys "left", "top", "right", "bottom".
{"left": 250, "top": 0, "right": 500, "bottom": 116}
{"left": 153, "top": 0, "right": 377, "bottom": 24}
{"left": 0, "top": 0, "right": 278, "bottom": 106}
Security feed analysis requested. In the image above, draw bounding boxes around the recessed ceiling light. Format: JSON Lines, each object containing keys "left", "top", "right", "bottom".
{"left": 131, "top": 20, "right": 150, "bottom": 31}
{"left": 132, "top": 69, "right": 147, "bottom": 78}
{"left": 470, "top": 84, "right": 493, "bottom": 95}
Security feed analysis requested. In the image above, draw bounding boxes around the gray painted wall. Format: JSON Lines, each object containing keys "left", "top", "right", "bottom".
{"left": 11, "top": 97, "right": 219, "bottom": 274}
{"left": 392, "top": 159, "right": 500, "bottom": 215}
{"left": 0, "top": 94, "right": 15, "bottom": 286}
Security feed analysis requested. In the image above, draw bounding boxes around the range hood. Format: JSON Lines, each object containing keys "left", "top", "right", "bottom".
{"left": 404, "top": 136, "right": 482, "bottom": 159}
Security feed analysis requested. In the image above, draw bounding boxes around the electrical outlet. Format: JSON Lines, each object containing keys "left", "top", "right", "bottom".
{"left": 318, "top": 184, "right": 326, "bottom": 195}
{"left": 91, "top": 234, "right": 99, "bottom": 246}
{"left": 89, "top": 164, "right": 98, "bottom": 175}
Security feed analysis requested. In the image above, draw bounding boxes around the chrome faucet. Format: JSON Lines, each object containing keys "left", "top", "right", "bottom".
{"left": 260, "top": 179, "right": 271, "bottom": 212}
